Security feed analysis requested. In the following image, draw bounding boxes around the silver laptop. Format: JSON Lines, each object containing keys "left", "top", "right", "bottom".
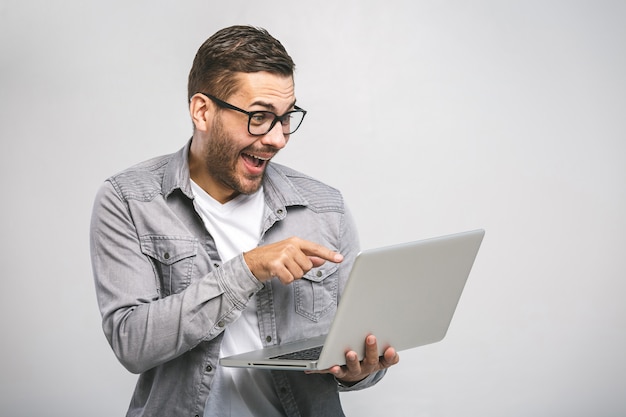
{"left": 219, "top": 229, "right": 485, "bottom": 371}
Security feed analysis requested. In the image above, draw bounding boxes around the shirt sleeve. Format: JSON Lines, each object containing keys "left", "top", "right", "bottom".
{"left": 336, "top": 368, "right": 388, "bottom": 392}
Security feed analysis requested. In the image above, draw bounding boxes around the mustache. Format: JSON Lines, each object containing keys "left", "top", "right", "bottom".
{"left": 243, "top": 144, "right": 281, "bottom": 155}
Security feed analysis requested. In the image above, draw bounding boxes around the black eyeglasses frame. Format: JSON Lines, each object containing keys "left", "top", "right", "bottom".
{"left": 196, "top": 92, "right": 307, "bottom": 136}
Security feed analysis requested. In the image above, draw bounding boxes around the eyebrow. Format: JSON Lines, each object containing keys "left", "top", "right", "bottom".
{"left": 250, "top": 100, "right": 298, "bottom": 113}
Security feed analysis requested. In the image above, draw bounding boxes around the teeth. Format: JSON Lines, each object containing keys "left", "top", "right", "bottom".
{"left": 243, "top": 153, "right": 269, "bottom": 168}
{"left": 246, "top": 153, "right": 269, "bottom": 161}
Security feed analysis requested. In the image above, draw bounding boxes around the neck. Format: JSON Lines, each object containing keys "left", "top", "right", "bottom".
{"left": 188, "top": 137, "right": 239, "bottom": 204}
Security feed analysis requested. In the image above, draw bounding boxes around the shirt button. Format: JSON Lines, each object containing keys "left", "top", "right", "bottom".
{"left": 205, "top": 364, "right": 212, "bottom": 372}
{"left": 163, "top": 252, "right": 170, "bottom": 260}
{"left": 276, "top": 209, "right": 284, "bottom": 215}
{"left": 266, "top": 335, "right": 272, "bottom": 343}
{"left": 316, "top": 270, "right": 323, "bottom": 277}
{"left": 217, "top": 321, "right": 225, "bottom": 328}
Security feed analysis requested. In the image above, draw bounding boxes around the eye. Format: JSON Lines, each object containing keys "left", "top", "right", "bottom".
{"left": 279, "top": 113, "right": 294, "bottom": 125}
{"left": 250, "top": 112, "right": 273, "bottom": 126}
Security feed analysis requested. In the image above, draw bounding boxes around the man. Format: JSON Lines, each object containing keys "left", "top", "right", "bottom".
{"left": 90, "top": 25, "right": 399, "bottom": 417}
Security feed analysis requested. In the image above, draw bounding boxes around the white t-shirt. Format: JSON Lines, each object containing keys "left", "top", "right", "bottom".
{"left": 190, "top": 181, "right": 283, "bottom": 417}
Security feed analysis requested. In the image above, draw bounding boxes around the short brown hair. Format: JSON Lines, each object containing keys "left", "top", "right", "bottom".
{"left": 187, "top": 25, "right": 295, "bottom": 102}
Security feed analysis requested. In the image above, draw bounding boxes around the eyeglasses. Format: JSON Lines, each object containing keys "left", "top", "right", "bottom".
{"left": 197, "top": 93, "right": 307, "bottom": 136}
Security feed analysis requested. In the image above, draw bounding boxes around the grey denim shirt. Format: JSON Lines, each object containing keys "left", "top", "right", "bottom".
{"left": 90, "top": 140, "right": 385, "bottom": 417}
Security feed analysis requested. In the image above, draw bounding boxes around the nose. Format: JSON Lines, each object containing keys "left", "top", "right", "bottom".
{"left": 260, "top": 121, "right": 288, "bottom": 149}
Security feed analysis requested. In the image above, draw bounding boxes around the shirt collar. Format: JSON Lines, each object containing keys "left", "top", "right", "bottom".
{"left": 162, "top": 138, "right": 194, "bottom": 199}
{"left": 263, "top": 162, "right": 310, "bottom": 210}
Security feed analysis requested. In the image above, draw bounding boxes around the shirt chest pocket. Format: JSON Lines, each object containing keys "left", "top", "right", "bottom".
{"left": 140, "top": 235, "right": 198, "bottom": 297}
{"left": 294, "top": 264, "right": 339, "bottom": 322}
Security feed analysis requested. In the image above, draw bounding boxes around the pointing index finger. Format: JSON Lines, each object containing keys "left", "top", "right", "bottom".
{"left": 299, "top": 240, "right": 344, "bottom": 264}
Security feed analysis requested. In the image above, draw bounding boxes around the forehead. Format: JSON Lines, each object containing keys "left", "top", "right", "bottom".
{"left": 230, "top": 72, "right": 295, "bottom": 110}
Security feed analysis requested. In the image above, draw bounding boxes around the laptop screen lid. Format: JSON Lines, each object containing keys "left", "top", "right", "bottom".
{"left": 220, "top": 229, "right": 484, "bottom": 370}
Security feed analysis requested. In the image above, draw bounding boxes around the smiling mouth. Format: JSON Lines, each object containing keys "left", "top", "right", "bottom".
{"left": 242, "top": 152, "right": 270, "bottom": 168}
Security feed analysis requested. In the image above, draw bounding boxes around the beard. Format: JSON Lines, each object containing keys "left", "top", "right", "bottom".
{"left": 202, "top": 116, "right": 275, "bottom": 197}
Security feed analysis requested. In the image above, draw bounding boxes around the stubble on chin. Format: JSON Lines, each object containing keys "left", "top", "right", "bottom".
{"left": 204, "top": 120, "right": 266, "bottom": 197}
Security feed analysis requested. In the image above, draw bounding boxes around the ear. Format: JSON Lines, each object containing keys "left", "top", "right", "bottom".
{"left": 189, "top": 93, "right": 213, "bottom": 131}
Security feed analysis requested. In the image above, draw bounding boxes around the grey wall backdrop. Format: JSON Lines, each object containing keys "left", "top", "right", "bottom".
{"left": 1, "top": 1, "right": 625, "bottom": 416}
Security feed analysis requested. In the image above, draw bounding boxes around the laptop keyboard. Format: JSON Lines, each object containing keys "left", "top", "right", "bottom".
{"left": 270, "top": 345, "right": 323, "bottom": 360}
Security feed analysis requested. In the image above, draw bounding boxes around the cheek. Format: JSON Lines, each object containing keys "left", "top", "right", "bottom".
{"left": 211, "top": 117, "right": 259, "bottom": 158}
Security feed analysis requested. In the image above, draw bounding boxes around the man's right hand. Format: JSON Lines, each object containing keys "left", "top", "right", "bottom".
{"left": 243, "top": 237, "right": 344, "bottom": 285}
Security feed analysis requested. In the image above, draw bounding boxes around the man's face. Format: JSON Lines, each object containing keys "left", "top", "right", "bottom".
{"left": 194, "top": 72, "right": 296, "bottom": 203}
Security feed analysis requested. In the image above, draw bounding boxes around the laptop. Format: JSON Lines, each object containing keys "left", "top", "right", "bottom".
{"left": 219, "top": 229, "right": 485, "bottom": 371}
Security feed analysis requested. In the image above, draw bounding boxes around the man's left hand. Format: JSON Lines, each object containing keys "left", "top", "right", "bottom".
{"left": 308, "top": 334, "right": 400, "bottom": 384}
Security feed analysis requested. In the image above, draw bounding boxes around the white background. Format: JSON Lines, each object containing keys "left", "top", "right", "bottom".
{"left": 1, "top": 1, "right": 625, "bottom": 416}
